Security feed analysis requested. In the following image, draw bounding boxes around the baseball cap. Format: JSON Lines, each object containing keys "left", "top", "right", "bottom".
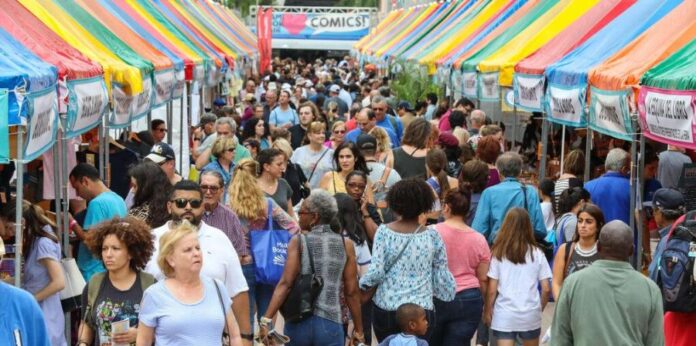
{"left": 198, "top": 113, "right": 217, "bottom": 127}
{"left": 329, "top": 84, "right": 341, "bottom": 93}
{"left": 652, "top": 188, "right": 685, "bottom": 210}
{"left": 145, "top": 142, "right": 176, "bottom": 164}
{"left": 357, "top": 134, "right": 377, "bottom": 151}
{"left": 213, "top": 97, "right": 227, "bottom": 107}
{"left": 397, "top": 101, "right": 413, "bottom": 111}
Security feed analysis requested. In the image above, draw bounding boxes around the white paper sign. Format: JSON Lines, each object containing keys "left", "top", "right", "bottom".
{"left": 194, "top": 64, "right": 205, "bottom": 86}
{"left": 514, "top": 74, "right": 545, "bottom": 111}
{"left": 643, "top": 90, "right": 694, "bottom": 143}
{"left": 478, "top": 72, "right": 500, "bottom": 100}
{"left": 546, "top": 85, "right": 585, "bottom": 126}
{"left": 131, "top": 76, "right": 153, "bottom": 121}
{"left": 68, "top": 78, "right": 108, "bottom": 137}
{"left": 154, "top": 69, "right": 175, "bottom": 106}
{"left": 590, "top": 88, "right": 631, "bottom": 140}
{"left": 462, "top": 71, "right": 477, "bottom": 98}
{"left": 172, "top": 69, "right": 186, "bottom": 99}
{"left": 24, "top": 88, "right": 57, "bottom": 161}
{"left": 111, "top": 84, "right": 132, "bottom": 127}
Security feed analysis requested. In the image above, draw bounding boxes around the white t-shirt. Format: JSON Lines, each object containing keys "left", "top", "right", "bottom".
{"left": 145, "top": 221, "right": 248, "bottom": 298}
{"left": 290, "top": 146, "right": 335, "bottom": 189}
{"left": 488, "top": 247, "right": 551, "bottom": 332}
{"left": 540, "top": 201, "right": 555, "bottom": 232}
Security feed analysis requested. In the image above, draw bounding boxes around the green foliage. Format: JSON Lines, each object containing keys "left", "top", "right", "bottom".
{"left": 389, "top": 63, "right": 442, "bottom": 104}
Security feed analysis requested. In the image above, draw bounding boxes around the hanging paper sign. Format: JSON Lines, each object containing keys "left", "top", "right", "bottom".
{"left": 451, "top": 70, "right": 463, "bottom": 98}
{"left": 545, "top": 84, "right": 586, "bottom": 127}
{"left": 154, "top": 69, "right": 176, "bottom": 106}
{"left": 462, "top": 71, "right": 477, "bottom": 98}
{"left": 131, "top": 76, "right": 154, "bottom": 121}
{"left": 514, "top": 73, "right": 545, "bottom": 112}
{"left": 111, "top": 83, "right": 132, "bottom": 128}
{"left": 172, "top": 69, "right": 185, "bottom": 100}
{"left": 589, "top": 87, "right": 633, "bottom": 141}
{"left": 24, "top": 86, "right": 58, "bottom": 162}
{"left": 502, "top": 88, "right": 515, "bottom": 112}
{"left": 478, "top": 72, "right": 500, "bottom": 101}
{"left": 206, "top": 65, "right": 220, "bottom": 88}
{"left": 193, "top": 64, "right": 205, "bottom": 86}
{"left": 638, "top": 87, "right": 696, "bottom": 149}
{"left": 0, "top": 89, "right": 8, "bottom": 164}
{"left": 66, "top": 77, "right": 108, "bottom": 138}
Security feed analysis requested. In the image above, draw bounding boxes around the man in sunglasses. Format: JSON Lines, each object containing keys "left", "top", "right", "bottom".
{"left": 372, "top": 95, "right": 403, "bottom": 145}
{"left": 144, "top": 180, "right": 254, "bottom": 345}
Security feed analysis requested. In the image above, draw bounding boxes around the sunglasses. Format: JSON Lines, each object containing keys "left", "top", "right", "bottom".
{"left": 227, "top": 148, "right": 236, "bottom": 152}
{"left": 200, "top": 185, "right": 221, "bottom": 193}
{"left": 333, "top": 130, "right": 346, "bottom": 134}
{"left": 171, "top": 198, "right": 203, "bottom": 208}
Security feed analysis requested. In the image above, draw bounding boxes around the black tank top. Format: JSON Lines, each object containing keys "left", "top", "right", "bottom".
{"left": 393, "top": 147, "right": 426, "bottom": 180}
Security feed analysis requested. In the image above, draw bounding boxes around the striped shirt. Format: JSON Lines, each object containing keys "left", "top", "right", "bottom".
{"left": 202, "top": 203, "right": 247, "bottom": 257}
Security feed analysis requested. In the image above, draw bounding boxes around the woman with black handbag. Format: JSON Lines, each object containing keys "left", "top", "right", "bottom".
{"left": 258, "top": 190, "right": 365, "bottom": 346}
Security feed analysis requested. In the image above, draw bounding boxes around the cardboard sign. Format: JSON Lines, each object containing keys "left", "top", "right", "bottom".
{"left": 545, "top": 83, "right": 586, "bottom": 127}
{"left": 639, "top": 87, "right": 696, "bottom": 149}
{"left": 24, "top": 87, "right": 58, "bottom": 162}
{"left": 66, "top": 77, "right": 108, "bottom": 138}
{"left": 514, "top": 73, "right": 545, "bottom": 112}
{"left": 589, "top": 87, "right": 633, "bottom": 141}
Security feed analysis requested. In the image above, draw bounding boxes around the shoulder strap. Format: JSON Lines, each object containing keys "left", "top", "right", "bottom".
{"left": 301, "top": 234, "right": 317, "bottom": 275}
{"left": 266, "top": 198, "right": 274, "bottom": 230}
{"left": 563, "top": 242, "right": 574, "bottom": 278}
{"left": 557, "top": 216, "right": 570, "bottom": 244}
{"left": 87, "top": 272, "right": 107, "bottom": 314}
{"left": 213, "top": 280, "right": 229, "bottom": 336}
{"left": 307, "top": 149, "right": 329, "bottom": 182}
{"left": 332, "top": 171, "right": 337, "bottom": 193}
{"left": 520, "top": 182, "right": 528, "bottom": 209}
{"left": 384, "top": 225, "right": 423, "bottom": 276}
{"left": 388, "top": 115, "right": 398, "bottom": 133}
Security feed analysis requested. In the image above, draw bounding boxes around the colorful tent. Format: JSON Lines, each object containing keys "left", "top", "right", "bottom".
{"left": 587, "top": 0, "right": 696, "bottom": 140}
{"left": 362, "top": 7, "right": 424, "bottom": 56}
{"left": 199, "top": 0, "right": 256, "bottom": 54}
{"left": 543, "top": 0, "right": 681, "bottom": 128}
{"left": 512, "top": 0, "right": 634, "bottom": 111}
{"left": 0, "top": 0, "right": 108, "bottom": 138}
{"left": 638, "top": 38, "right": 696, "bottom": 149}
{"left": 0, "top": 28, "right": 58, "bottom": 161}
{"left": 354, "top": 9, "right": 402, "bottom": 52}
{"left": 374, "top": 3, "right": 443, "bottom": 57}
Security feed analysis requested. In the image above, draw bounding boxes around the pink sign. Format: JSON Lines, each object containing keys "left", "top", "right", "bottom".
{"left": 638, "top": 86, "right": 696, "bottom": 149}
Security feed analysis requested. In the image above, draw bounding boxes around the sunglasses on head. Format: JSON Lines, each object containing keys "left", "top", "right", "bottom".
{"left": 171, "top": 198, "right": 203, "bottom": 208}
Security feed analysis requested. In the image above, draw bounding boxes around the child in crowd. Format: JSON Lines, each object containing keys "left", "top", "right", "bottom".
{"left": 379, "top": 303, "right": 429, "bottom": 346}
{"left": 538, "top": 179, "right": 556, "bottom": 232}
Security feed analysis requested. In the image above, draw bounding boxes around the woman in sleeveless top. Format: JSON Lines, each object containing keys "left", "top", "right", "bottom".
{"left": 552, "top": 204, "right": 605, "bottom": 300}
{"left": 319, "top": 141, "right": 371, "bottom": 195}
{"left": 369, "top": 127, "right": 394, "bottom": 168}
{"left": 425, "top": 149, "right": 458, "bottom": 223}
{"left": 259, "top": 190, "right": 365, "bottom": 346}
{"left": 393, "top": 118, "right": 430, "bottom": 180}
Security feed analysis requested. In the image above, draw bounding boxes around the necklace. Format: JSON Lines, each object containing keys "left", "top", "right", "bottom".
{"left": 575, "top": 242, "right": 598, "bottom": 256}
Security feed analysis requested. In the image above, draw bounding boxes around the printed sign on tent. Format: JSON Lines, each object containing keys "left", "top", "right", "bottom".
{"left": 0, "top": 89, "right": 8, "bottom": 164}
{"left": 451, "top": 70, "right": 463, "bottom": 98}
{"left": 24, "top": 87, "right": 58, "bottom": 162}
{"left": 462, "top": 71, "right": 477, "bottom": 98}
{"left": 131, "top": 76, "right": 154, "bottom": 122}
{"left": 111, "top": 84, "right": 132, "bottom": 128}
{"left": 545, "top": 84, "right": 586, "bottom": 127}
{"left": 172, "top": 69, "right": 186, "bottom": 100}
{"left": 478, "top": 72, "right": 500, "bottom": 101}
{"left": 66, "top": 77, "right": 109, "bottom": 138}
{"left": 154, "top": 69, "right": 176, "bottom": 106}
{"left": 638, "top": 87, "right": 696, "bottom": 149}
{"left": 514, "top": 74, "right": 545, "bottom": 112}
{"left": 589, "top": 87, "right": 633, "bottom": 141}
{"left": 271, "top": 12, "right": 371, "bottom": 40}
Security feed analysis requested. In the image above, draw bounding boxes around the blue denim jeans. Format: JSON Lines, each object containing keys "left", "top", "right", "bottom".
{"left": 371, "top": 302, "right": 436, "bottom": 343}
{"left": 431, "top": 288, "right": 483, "bottom": 345}
{"left": 242, "top": 263, "right": 275, "bottom": 328}
{"left": 492, "top": 328, "right": 541, "bottom": 340}
{"left": 284, "top": 315, "right": 344, "bottom": 346}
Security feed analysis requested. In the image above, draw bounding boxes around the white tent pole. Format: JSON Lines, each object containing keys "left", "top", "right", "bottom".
{"left": 559, "top": 125, "right": 566, "bottom": 176}
{"left": 14, "top": 126, "right": 24, "bottom": 287}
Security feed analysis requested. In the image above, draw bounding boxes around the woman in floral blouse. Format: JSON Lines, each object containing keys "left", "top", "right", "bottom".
{"left": 359, "top": 178, "right": 456, "bottom": 343}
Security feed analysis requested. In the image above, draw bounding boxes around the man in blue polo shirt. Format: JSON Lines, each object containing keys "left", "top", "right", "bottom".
{"left": 371, "top": 95, "right": 403, "bottom": 146}
{"left": 585, "top": 148, "right": 631, "bottom": 224}
{"left": 344, "top": 107, "right": 399, "bottom": 148}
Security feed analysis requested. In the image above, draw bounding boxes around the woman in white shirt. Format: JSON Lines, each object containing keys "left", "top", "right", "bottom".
{"left": 484, "top": 208, "right": 552, "bottom": 346}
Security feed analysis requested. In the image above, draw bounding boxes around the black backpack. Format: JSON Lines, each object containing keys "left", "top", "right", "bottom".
{"left": 657, "top": 210, "right": 696, "bottom": 312}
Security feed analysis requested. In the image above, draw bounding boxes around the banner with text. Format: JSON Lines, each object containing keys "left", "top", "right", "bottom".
{"left": 589, "top": 87, "right": 633, "bottom": 141}
{"left": 24, "top": 86, "right": 58, "bottom": 162}
{"left": 514, "top": 73, "right": 545, "bottom": 112}
{"left": 66, "top": 77, "right": 109, "bottom": 138}
{"left": 272, "top": 12, "right": 371, "bottom": 40}
{"left": 154, "top": 69, "right": 176, "bottom": 106}
{"left": 478, "top": 72, "right": 500, "bottom": 101}
{"left": 638, "top": 86, "right": 696, "bottom": 149}
{"left": 0, "top": 89, "right": 8, "bottom": 163}
{"left": 545, "top": 83, "right": 587, "bottom": 127}
{"left": 462, "top": 71, "right": 478, "bottom": 98}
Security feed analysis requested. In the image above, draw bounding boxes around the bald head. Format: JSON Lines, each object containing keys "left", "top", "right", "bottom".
{"left": 598, "top": 220, "right": 634, "bottom": 261}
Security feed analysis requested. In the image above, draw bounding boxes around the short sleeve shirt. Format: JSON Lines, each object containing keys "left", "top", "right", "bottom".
{"left": 264, "top": 178, "right": 293, "bottom": 213}
{"left": 291, "top": 146, "right": 335, "bottom": 189}
{"left": 79, "top": 191, "right": 127, "bottom": 281}
{"left": 269, "top": 106, "right": 298, "bottom": 127}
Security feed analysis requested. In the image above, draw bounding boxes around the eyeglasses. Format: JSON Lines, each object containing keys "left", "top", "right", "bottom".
{"left": 171, "top": 198, "right": 203, "bottom": 208}
{"left": 200, "top": 185, "right": 221, "bottom": 193}
{"left": 333, "top": 130, "right": 346, "bottom": 134}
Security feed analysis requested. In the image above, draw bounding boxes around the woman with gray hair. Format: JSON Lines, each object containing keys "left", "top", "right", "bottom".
{"left": 259, "top": 190, "right": 365, "bottom": 346}
{"left": 201, "top": 136, "right": 237, "bottom": 201}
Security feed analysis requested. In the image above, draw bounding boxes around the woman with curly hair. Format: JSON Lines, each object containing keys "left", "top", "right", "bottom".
{"left": 128, "top": 161, "right": 172, "bottom": 228}
{"left": 228, "top": 159, "right": 300, "bottom": 328}
{"left": 77, "top": 216, "right": 156, "bottom": 346}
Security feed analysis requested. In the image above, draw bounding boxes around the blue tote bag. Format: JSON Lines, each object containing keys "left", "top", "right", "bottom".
{"left": 250, "top": 199, "right": 291, "bottom": 285}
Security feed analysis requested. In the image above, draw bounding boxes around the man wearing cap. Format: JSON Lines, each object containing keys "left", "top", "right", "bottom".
{"left": 0, "top": 237, "right": 51, "bottom": 346}
{"left": 552, "top": 220, "right": 664, "bottom": 346}
{"left": 325, "top": 84, "right": 348, "bottom": 117}
{"left": 396, "top": 101, "right": 416, "bottom": 130}
{"left": 145, "top": 142, "right": 183, "bottom": 185}
{"left": 345, "top": 108, "right": 399, "bottom": 148}
{"left": 647, "top": 188, "right": 686, "bottom": 281}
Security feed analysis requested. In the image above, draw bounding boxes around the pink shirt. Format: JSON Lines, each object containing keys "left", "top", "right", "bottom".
{"left": 435, "top": 222, "right": 491, "bottom": 292}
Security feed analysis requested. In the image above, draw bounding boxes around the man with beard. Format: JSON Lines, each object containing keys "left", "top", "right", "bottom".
{"left": 144, "top": 180, "right": 253, "bottom": 345}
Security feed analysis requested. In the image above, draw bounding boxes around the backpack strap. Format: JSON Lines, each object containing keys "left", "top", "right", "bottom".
{"left": 667, "top": 210, "right": 696, "bottom": 239}
{"left": 388, "top": 115, "right": 398, "bottom": 134}
{"left": 139, "top": 271, "right": 156, "bottom": 291}
{"left": 85, "top": 272, "right": 107, "bottom": 327}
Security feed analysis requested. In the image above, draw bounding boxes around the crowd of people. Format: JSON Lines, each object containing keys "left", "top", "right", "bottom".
{"left": 1, "top": 55, "right": 695, "bottom": 346}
